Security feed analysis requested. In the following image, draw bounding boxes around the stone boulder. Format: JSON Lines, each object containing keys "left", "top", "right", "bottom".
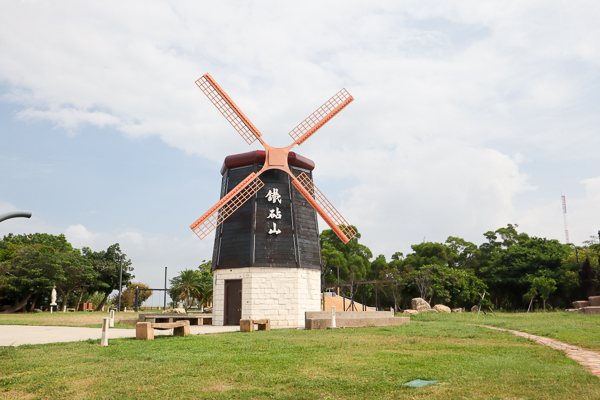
{"left": 411, "top": 298, "right": 431, "bottom": 312}
{"left": 433, "top": 304, "right": 451, "bottom": 313}
{"left": 573, "top": 300, "right": 590, "bottom": 309}
{"left": 402, "top": 309, "right": 419, "bottom": 315}
{"left": 162, "top": 308, "right": 187, "bottom": 315}
{"left": 471, "top": 305, "right": 480, "bottom": 313}
{"left": 452, "top": 308, "right": 464, "bottom": 313}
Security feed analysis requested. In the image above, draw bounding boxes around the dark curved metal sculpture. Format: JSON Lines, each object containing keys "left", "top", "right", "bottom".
{"left": 0, "top": 211, "right": 32, "bottom": 224}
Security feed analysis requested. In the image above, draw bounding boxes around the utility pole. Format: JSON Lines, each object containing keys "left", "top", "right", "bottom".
{"left": 562, "top": 194, "right": 570, "bottom": 244}
{"left": 164, "top": 266, "right": 168, "bottom": 310}
{"left": 118, "top": 256, "right": 123, "bottom": 312}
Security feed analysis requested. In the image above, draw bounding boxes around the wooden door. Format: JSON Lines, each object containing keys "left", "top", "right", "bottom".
{"left": 224, "top": 279, "right": 242, "bottom": 326}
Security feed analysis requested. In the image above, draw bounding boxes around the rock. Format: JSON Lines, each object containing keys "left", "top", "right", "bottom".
{"left": 452, "top": 308, "right": 464, "bottom": 313}
{"left": 162, "top": 308, "right": 187, "bottom": 315}
{"left": 402, "top": 309, "right": 419, "bottom": 315}
{"left": 411, "top": 298, "right": 431, "bottom": 312}
{"left": 573, "top": 300, "right": 590, "bottom": 309}
{"left": 588, "top": 296, "right": 600, "bottom": 306}
{"left": 33, "top": 308, "right": 42, "bottom": 313}
{"left": 564, "top": 308, "right": 580, "bottom": 313}
{"left": 425, "top": 309, "right": 438, "bottom": 312}
{"left": 433, "top": 304, "right": 451, "bottom": 313}
{"left": 471, "top": 305, "right": 480, "bottom": 313}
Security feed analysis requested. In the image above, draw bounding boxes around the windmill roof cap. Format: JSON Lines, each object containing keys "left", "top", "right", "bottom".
{"left": 221, "top": 150, "right": 315, "bottom": 175}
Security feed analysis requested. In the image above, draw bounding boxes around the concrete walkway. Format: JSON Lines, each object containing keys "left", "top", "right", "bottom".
{"left": 0, "top": 324, "right": 241, "bottom": 346}
{"left": 481, "top": 325, "right": 600, "bottom": 378}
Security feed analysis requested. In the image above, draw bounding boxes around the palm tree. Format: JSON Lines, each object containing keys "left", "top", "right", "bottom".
{"left": 168, "top": 270, "right": 204, "bottom": 310}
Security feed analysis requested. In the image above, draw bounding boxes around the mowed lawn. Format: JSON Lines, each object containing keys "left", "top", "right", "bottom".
{"left": 1, "top": 313, "right": 600, "bottom": 399}
{"left": 0, "top": 311, "right": 144, "bottom": 329}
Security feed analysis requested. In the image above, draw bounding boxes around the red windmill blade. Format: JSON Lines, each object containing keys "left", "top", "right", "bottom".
{"left": 191, "top": 73, "right": 357, "bottom": 244}
{"left": 288, "top": 88, "right": 353, "bottom": 146}
{"left": 196, "top": 73, "right": 263, "bottom": 145}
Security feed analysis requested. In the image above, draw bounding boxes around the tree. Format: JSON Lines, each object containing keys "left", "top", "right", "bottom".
{"left": 83, "top": 244, "right": 133, "bottom": 311}
{"left": 0, "top": 244, "right": 63, "bottom": 312}
{"left": 169, "top": 270, "right": 205, "bottom": 310}
{"left": 197, "top": 260, "right": 213, "bottom": 308}
{"left": 532, "top": 276, "right": 557, "bottom": 311}
{"left": 111, "top": 281, "right": 152, "bottom": 310}
{"left": 320, "top": 228, "right": 373, "bottom": 293}
{"left": 413, "top": 264, "right": 487, "bottom": 307}
{"left": 54, "top": 250, "right": 97, "bottom": 308}
{"left": 479, "top": 235, "right": 571, "bottom": 309}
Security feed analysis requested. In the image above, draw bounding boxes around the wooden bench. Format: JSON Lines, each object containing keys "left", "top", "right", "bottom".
{"left": 136, "top": 320, "right": 190, "bottom": 340}
{"left": 240, "top": 318, "right": 271, "bottom": 332}
{"left": 138, "top": 313, "right": 213, "bottom": 326}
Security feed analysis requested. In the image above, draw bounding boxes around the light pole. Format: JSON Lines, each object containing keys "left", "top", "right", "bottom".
{"left": 118, "top": 256, "right": 123, "bottom": 312}
{"left": 0, "top": 211, "right": 32, "bottom": 224}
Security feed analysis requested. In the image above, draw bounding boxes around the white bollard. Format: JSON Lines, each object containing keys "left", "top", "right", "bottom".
{"left": 331, "top": 306, "right": 336, "bottom": 329}
{"left": 109, "top": 310, "right": 115, "bottom": 328}
{"left": 100, "top": 318, "right": 109, "bottom": 346}
{"left": 124, "top": 307, "right": 127, "bottom": 312}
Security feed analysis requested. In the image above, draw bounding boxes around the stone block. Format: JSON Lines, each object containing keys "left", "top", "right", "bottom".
{"left": 136, "top": 322, "right": 154, "bottom": 340}
{"left": 581, "top": 306, "right": 600, "bottom": 315}
{"left": 403, "top": 309, "right": 419, "bottom": 315}
{"left": 173, "top": 321, "right": 191, "bottom": 337}
{"left": 588, "top": 297, "right": 600, "bottom": 306}
{"left": 573, "top": 300, "right": 590, "bottom": 309}
{"left": 240, "top": 319, "right": 254, "bottom": 332}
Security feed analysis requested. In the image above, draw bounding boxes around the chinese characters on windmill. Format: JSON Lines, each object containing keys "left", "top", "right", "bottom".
{"left": 266, "top": 188, "right": 282, "bottom": 235}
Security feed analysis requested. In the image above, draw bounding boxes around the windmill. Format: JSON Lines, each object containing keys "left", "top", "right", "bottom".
{"left": 190, "top": 73, "right": 357, "bottom": 245}
{"left": 190, "top": 73, "right": 357, "bottom": 326}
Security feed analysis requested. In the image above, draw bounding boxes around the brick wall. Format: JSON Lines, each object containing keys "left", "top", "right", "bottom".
{"left": 212, "top": 267, "right": 321, "bottom": 327}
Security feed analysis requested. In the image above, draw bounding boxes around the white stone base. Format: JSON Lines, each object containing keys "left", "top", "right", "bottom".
{"left": 212, "top": 267, "right": 321, "bottom": 327}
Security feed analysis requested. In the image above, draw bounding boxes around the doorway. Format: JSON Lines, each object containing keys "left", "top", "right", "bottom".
{"left": 224, "top": 279, "right": 242, "bottom": 326}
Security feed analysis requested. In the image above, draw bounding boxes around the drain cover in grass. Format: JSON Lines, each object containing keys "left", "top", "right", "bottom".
{"left": 403, "top": 379, "right": 438, "bottom": 387}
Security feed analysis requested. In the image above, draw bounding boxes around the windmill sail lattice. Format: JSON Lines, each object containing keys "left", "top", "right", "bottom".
{"left": 292, "top": 172, "right": 357, "bottom": 244}
{"left": 191, "top": 173, "right": 264, "bottom": 239}
{"left": 288, "top": 88, "right": 353, "bottom": 146}
{"left": 196, "top": 74, "right": 262, "bottom": 145}
{"left": 191, "top": 73, "right": 357, "bottom": 244}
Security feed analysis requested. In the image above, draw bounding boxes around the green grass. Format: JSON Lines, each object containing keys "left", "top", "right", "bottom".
{"left": 0, "top": 311, "right": 139, "bottom": 329}
{"left": 410, "top": 311, "right": 600, "bottom": 351}
{"left": 2, "top": 314, "right": 600, "bottom": 399}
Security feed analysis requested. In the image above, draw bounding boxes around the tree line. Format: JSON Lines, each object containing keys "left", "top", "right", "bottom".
{"left": 322, "top": 224, "right": 600, "bottom": 311}
{"left": 0, "top": 233, "right": 133, "bottom": 313}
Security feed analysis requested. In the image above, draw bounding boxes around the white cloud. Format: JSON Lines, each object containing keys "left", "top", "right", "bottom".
{"left": 2, "top": 1, "right": 600, "bottom": 261}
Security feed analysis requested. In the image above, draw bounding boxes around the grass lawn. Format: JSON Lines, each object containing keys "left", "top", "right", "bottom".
{"left": 0, "top": 311, "right": 143, "bottom": 329}
{"left": 410, "top": 311, "right": 600, "bottom": 351}
{"left": 1, "top": 313, "right": 599, "bottom": 399}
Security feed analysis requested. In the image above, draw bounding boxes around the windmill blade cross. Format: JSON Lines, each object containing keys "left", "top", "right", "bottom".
{"left": 190, "top": 172, "right": 265, "bottom": 239}
{"left": 288, "top": 88, "right": 353, "bottom": 146}
{"left": 196, "top": 73, "right": 263, "bottom": 145}
{"left": 291, "top": 172, "right": 357, "bottom": 244}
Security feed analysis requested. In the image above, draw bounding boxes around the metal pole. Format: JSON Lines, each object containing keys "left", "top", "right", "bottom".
{"left": 135, "top": 286, "right": 139, "bottom": 312}
{"left": 375, "top": 282, "right": 378, "bottom": 311}
{"left": 118, "top": 257, "right": 123, "bottom": 312}
{"left": 336, "top": 266, "right": 339, "bottom": 296}
{"left": 164, "top": 267, "right": 167, "bottom": 310}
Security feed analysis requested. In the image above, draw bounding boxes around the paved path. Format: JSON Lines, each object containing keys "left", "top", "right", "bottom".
{"left": 481, "top": 325, "right": 600, "bottom": 378}
{"left": 0, "top": 324, "right": 241, "bottom": 346}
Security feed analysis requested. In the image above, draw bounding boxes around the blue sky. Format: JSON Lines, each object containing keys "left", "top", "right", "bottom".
{"left": 2, "top": 1, "right": 600, "bottom": 294}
